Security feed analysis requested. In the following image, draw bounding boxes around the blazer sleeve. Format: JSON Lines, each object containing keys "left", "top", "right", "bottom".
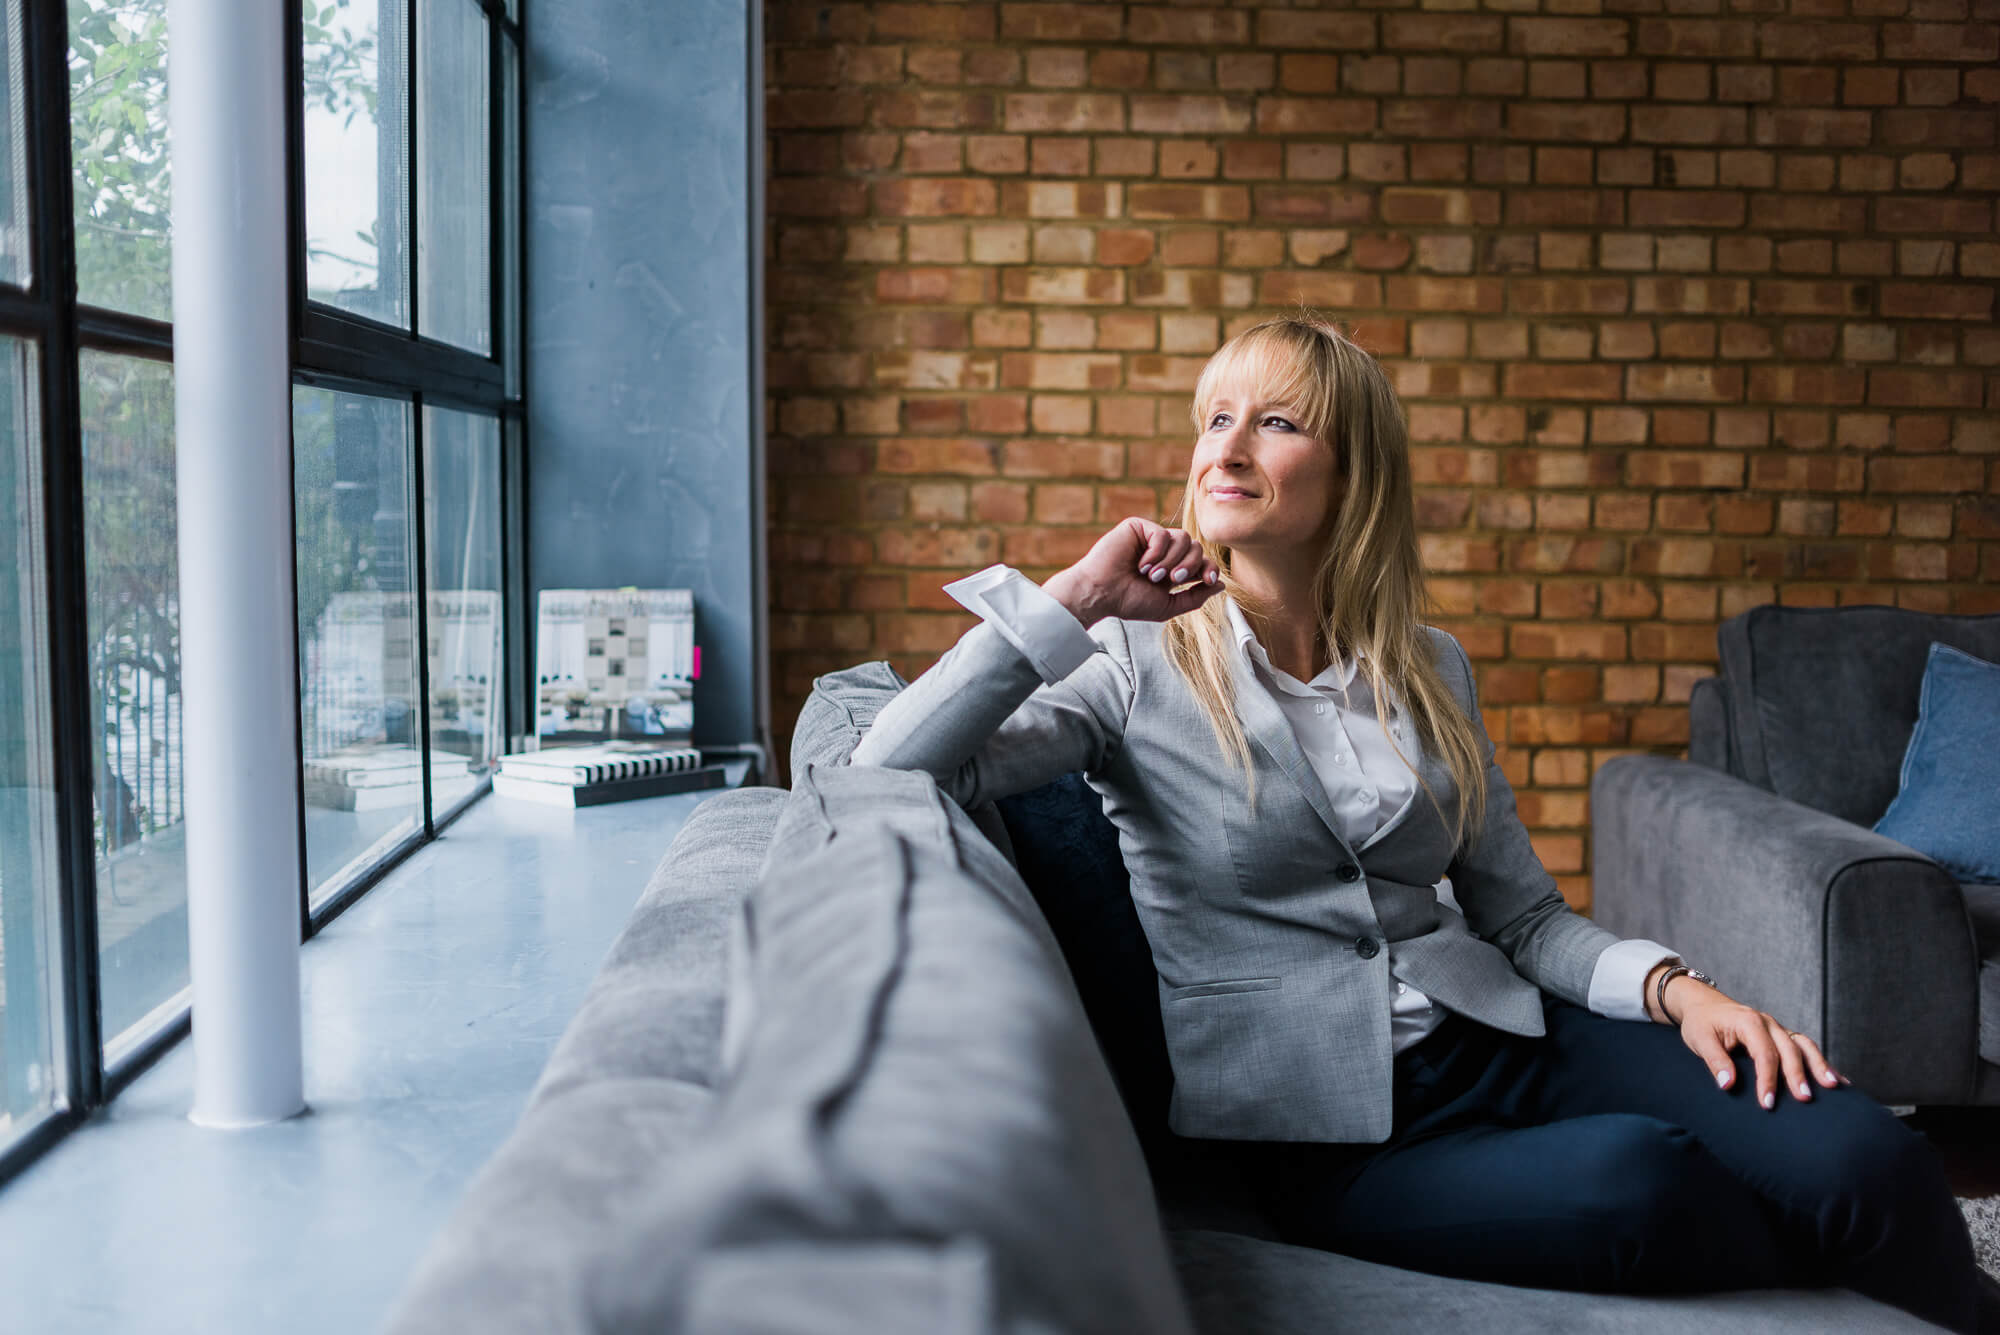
{"left": 848, "top": 566, "right": 1136, "bottom": 812}
{"left": 1437, "top": 630, "right": 1624, "bottom": 1010}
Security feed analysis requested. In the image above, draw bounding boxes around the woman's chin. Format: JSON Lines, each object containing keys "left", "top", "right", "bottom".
{"left": 1201, "top": 517, "right": 1259, "bottom": 547}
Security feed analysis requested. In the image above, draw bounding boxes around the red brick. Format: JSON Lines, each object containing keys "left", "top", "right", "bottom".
{"left": 1255, "top": 11, "right": 1374, "bottom": 50}
{"left": 873, "top": 178, "right": 998, "bottom": 217}
{"left": 1254, "top": 97, "right": 1379, "bottom": 136}
{"left": 1002, "top": 93, "right": 1124, "bottom": 134}
{"left": 1113, "top": 7, "right": 1234, "bottom": 45}
{"left": 1381, "top": 15, "right": 1504, "bottom": 53}
{"left": 1509, "top": 18, "right": 1628, "bottom": 58}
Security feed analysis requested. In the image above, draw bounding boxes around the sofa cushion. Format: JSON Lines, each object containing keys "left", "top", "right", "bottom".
{"left": 1873, "top": 644, "right": 2000, "bottom": 883}
{"left": 795, "top": 657, "right": 1017, "bottom": 864}
{"left": 992, "top": 771, "right": 1174, "bottom": 1150}
{"left": 1168, "top": 1229, "right": 1947, "bottom": 1334}
{"left": 1716, "top": 605, "right": 2000, "bottom": 827}
{"left": 589, "top": 765, "right": 1197, "bottom": 1335}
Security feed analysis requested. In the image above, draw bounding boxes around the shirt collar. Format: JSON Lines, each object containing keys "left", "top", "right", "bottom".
{"left": 1221, "top": 592, "right": 1362, "bottom": 696}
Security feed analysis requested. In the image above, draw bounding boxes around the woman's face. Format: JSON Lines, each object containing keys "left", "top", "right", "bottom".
{"left": 1191, "top": 368, "right": 1343, "bottom": 558}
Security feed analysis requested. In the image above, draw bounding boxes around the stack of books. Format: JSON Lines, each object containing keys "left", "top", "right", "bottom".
{"left": 304, "top": 746, "right": 473, "bottom": 811}
{"left": 492, "top": 742, "right": 726, "bottom": 807}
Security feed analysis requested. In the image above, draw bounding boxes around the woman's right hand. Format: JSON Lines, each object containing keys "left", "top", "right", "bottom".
{"left": 1043, "top": 518, "right": 1224, "bottom": 628}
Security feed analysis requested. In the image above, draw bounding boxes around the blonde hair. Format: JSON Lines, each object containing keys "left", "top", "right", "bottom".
{"left": 1160, "top": 316, "right": 1491, "bottom": 853}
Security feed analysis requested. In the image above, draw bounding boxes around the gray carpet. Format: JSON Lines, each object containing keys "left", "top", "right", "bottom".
{"left": 1961, "top": 1197, "right": 2000, "bottom": 1277}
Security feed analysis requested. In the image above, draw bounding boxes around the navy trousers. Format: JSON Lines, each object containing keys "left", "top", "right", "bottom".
{"left": 1223, "top": 993, "right": 1984, "bottom": 1333}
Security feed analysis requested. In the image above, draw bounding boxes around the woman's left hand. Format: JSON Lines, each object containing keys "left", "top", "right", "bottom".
{"left": 1669, "top": 983, "right": 1852, "bottom": 1110}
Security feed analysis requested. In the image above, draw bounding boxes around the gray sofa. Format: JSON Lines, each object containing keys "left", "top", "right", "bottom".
{"left": 383, "top": 658, "right": 1948, "bottom": 1332}
{"left": 1594, "top": 605, "right": 2000, "bottom": 1110}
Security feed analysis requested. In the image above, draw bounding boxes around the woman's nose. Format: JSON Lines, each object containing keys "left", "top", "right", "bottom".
{"left": 1214, "top": 421, "right": 1253, "bottom": 462}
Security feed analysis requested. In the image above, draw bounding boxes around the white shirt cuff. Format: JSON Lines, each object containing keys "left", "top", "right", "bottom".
{"left": 1586, "top": 939, "right": 1680, "bottom": 1023}
{"left": 942, "top": 564, "right": 1099, "bottom": 686}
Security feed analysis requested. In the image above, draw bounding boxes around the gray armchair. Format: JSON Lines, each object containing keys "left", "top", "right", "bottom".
{"left": 1591, "top": 605, "right": 2000, "bottom": 1109}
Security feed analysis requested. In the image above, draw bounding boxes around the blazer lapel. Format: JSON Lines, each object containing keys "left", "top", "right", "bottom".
{"left": 1225, "top": 645, "right": 1362, "bottom": 864}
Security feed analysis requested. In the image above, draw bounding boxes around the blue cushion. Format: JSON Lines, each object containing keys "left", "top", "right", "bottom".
{"left": 993, "top": 773, "right": 1174, "bottom": 1151}
{"left": 1873, "top": 643, "right": 2000, "bottom": 882}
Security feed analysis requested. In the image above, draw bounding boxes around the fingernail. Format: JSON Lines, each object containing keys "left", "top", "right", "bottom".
{"left": 1762, "top": 1091, "right": 1775, "bottom": 1110}
{"left": 1150, "top": 568, "right": 1166, "bottom": 582}
{"left": 1715, "top": 1070, "right": 1729, "bottom": 1088}
{"left": 1138, "top": 564, "right": 1152, "bottom": 576}
{"left": 1171, "top": 567, "right": 1187, "bottom": 582}
{"left": 1797, "top": 1082, "right": 1810, "bottom": 1099}
{"left": 1205, "top": 570, "right": 1218, "bottom": 584}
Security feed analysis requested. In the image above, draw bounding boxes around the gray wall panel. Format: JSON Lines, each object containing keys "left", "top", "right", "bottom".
{"left": 523, "top": 0, "right": 767, "bottom": 762}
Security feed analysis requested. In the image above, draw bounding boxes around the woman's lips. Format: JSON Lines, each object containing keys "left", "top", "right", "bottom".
{"left": 1208, "top": 488, "right": 1255, "bottom": 500}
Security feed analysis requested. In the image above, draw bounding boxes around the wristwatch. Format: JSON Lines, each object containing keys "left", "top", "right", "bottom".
{"left": 1654, "top": 962, "right": 1715, "bottom": 1024}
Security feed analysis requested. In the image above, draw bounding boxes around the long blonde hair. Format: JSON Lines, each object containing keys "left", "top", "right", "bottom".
{"left": 1160, "top": 316, "right": 1491, "bottom": 853}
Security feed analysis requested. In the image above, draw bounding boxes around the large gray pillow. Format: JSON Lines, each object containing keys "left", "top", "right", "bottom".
{"left": 793, "top": 657, "right": 1018, "bottom": 866}
{"left": 587, "top": 764, "right": 1196, "bottom": 1335}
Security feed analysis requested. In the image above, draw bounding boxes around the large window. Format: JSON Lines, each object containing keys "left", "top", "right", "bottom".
{"left": 69, "top": 0, "right": 170, "bottom": 321}
{"left": 422, "top": 405, "right": 503, "bottom": 812}
{"left": 0, "top": 339, "right": 60, "bottom": 1142}
{"left": 303, "top": 0, "right": 408, "bottom": 327}
{"left": 0, "top": 0, "right": 524, "bottom": 1181}
{"left": 78, "top": 351, "right": 186, "bottom": 1055}
{"left": 293, "top": 387, "right": 423, "bottom": 906}
{"left": 293, "top": 0, "right": 522, "bottom": 917}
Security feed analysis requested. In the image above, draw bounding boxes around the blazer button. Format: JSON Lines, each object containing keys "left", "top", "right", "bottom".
{"left": 1336, "top": 862, "right": 1361, "bottom": 882}
{"left": 1354, "top": 936, "right": 1380, "bottom": 959}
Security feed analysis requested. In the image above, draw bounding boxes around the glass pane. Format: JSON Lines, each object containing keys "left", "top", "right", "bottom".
{"left": 304, "top": 0, "right": 410, "bottom": 327}
{"left": 69, "top": 0, "right": 172, "bottom": 320}
{"left": 502, "top": 35, "right": 519, "bottom": 397}
{"left": 422, "top": 405, "right": 501, "bottom": 812}
{"left": 0, "top": 3, "right": 31, "bottom": 286}
{"left": 0, "top": 338, "right": 62, "bottom": 1142}
{"left": 79, "top": 351, "right": 185, "bottom": 1049}
{"left": 416, "top": 0, "right": 489, "bottom": 353}
{"left": 293, "top": 386, "right": 422, "bottom": 905}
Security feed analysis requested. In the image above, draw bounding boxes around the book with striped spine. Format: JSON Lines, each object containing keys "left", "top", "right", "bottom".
{"left": 497, "top": 743, "right": 705, "bottom": 787}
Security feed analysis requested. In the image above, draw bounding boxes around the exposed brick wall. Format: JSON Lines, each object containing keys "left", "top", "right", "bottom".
{"left": 763, "top": 3, "right": 2000, "bottom": 910}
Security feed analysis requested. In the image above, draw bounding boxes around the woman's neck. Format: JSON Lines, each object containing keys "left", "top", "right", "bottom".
{"left": 1229, "top": 548, "right": 1330, "bottom": 683}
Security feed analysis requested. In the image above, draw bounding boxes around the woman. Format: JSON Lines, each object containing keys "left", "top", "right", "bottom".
{"left": 850, "top": 317, "right": 1990, "bottom": 1331}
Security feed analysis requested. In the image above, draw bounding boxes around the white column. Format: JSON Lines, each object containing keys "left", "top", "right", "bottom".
{"left": 168, "top": 0, "right": 305, "bottom": 1128}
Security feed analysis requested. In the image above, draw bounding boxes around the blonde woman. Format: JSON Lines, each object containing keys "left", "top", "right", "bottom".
{"left": 850, "top": 317, "right": 1989, "bottom": 1331}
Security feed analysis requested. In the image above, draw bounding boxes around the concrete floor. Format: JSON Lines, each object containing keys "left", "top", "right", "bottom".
{"left": 0, "top": 766, "right": 748, "bottom": 1334}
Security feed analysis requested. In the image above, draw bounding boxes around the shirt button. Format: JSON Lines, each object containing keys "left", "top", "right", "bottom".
{"left": 1313, "top": 703, "right": 1326, "bottom": 715}
{"left": 1335, "top": 753, "right": 1349, "bottom": 765}
{"left": 1396, "top": 982, "right": 1408, "bottom": 994}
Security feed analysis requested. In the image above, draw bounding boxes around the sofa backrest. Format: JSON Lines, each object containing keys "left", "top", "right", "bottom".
{"left": 799, "top": 660, "right": 1172, "bottom": 1144}
{"left": 794, "top": 659, "right": 1018, "bottom": 863}
{"left": 1716, "top": 604, "right": 2000, "bottom": 827}
{"left": 590, "top": 762, "right": 1198, "bottom": 1335}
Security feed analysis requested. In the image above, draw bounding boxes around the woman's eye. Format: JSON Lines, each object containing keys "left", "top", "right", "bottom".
{"left": 1263, "top": 416, "right": 1294, "bottom": 431}
{"left": 1208, "top": 414, "right": 1230, "bottom": 430}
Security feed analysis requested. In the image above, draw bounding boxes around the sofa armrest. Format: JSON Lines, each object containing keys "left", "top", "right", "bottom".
{"left": 1591, "top": 754, "right": 1979, "bottom": 1106}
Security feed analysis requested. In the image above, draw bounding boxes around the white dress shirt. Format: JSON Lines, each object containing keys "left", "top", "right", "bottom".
{"left": 942, "top": 564, "right": 1680, "bottom": 1055}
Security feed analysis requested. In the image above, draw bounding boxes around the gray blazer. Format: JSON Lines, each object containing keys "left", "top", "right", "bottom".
{"left": 849, "top": 613, "right": 1625, "bottom": 1144}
